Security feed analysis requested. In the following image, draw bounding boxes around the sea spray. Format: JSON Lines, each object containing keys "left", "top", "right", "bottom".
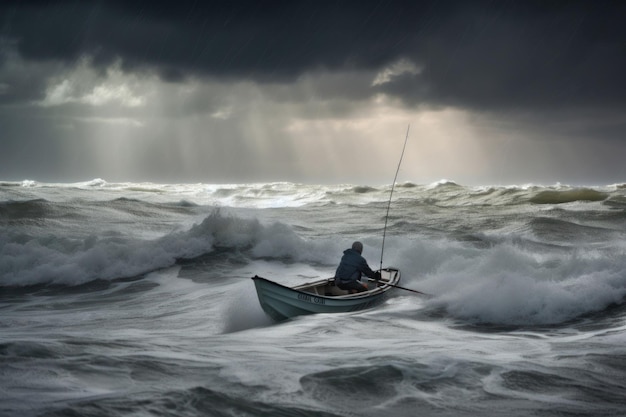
{"left": 222, "top": 280, "right": 274, "bottom": 333}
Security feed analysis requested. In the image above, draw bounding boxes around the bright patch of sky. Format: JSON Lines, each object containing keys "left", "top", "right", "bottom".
{"left": 372, "top": 59, "right": 422, "bottom": 86}
{"left": 39, "top": 60, "right": 146, "bottom": 108}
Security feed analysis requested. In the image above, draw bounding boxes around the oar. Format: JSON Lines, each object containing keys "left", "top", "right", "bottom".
{"left": 367, "top": 278, "right": 431, "bottom": 296}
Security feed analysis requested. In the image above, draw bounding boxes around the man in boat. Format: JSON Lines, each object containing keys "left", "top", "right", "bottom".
{"left": 334, "top": 241, "right": 381, "bottom": 293}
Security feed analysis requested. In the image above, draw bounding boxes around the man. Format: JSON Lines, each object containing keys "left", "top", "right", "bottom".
{"left": 334, "top": 241, "right": 381, "bottom": 293}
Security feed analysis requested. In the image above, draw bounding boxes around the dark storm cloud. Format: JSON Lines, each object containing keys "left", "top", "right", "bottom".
{"left": 376, "top": 1, "right": 626, "bottom": 111}
{"left": 2, "top": 0, "right": 415, "bottom": 81}
{"left": 2, "top": 0, "right": 624, "bottom": 112}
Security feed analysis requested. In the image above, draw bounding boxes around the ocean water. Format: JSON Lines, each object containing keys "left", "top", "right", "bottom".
{"left": 1, "top": 179, "right": 626, "bottom": 417}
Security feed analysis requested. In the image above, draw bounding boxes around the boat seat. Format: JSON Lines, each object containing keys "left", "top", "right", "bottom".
{"left": 324, "top": 283, "right": 350, "bottom": 296}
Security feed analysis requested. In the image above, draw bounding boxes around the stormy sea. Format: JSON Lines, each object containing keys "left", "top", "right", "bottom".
{"left": 1, "top": 179, "right": 625, "bottom": 417}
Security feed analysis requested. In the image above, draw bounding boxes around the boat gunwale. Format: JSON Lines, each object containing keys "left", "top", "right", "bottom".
{"left": 252, "top": 267, "right": 400, "bottom": 301}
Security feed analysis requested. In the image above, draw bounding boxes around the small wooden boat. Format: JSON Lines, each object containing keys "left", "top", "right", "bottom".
{"left": 252, "top": 267, "right": 401, "bottom": 321}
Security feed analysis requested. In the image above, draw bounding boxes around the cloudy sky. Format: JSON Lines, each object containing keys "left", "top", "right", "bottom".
{"left": 1, "top": 1, "right": 624, "bottom": 185}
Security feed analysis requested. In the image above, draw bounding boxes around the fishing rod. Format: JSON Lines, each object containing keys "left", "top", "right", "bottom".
{"left": 379, "top": 124, "right": 410, "bottom": 272}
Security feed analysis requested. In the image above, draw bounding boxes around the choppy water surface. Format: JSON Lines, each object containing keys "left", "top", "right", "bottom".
{"left": 1, "top": 179, "right": 626, "bottom": 416}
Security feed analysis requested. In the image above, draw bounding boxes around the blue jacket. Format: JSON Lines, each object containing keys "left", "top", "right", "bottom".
{"left": 334, "top": 248, "right": 376, "bottom": 285}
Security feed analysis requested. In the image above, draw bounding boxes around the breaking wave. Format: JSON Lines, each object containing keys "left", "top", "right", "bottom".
{"left": 0, "top": 209, "right": 329, "bottom": 287}
{"left": 413, "top": 239, "right": 626, "bottom": 326}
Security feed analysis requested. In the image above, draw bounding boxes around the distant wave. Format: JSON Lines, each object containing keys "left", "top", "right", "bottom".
{"left": 3, "top": 178, "right": 625, "bottom": 210}
{"left": 351, "top": 186, "right": 378, "bottom": 194}
{"left": 530, "top": 188, "right": 609, "bottom": 204}
{"left": 427, "top": 179, "right": 461, "bottom": 189}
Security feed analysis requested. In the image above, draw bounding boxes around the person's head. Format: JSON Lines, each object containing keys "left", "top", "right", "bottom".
{"left": 352, "top": 241, "right": 363, "bottom": 254}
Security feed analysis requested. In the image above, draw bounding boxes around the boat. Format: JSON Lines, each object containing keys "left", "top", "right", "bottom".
{"left": 252, "top": 267, "right": 401, "bottom": 321}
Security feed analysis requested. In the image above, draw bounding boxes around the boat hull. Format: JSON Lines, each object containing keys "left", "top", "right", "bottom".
{"left": 252, "top": 268, "right": 400, "bottom": 321}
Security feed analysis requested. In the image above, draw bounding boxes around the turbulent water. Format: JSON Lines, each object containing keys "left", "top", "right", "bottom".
{"left": 1, "top": 179, "right": 626, "bottom": 417}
